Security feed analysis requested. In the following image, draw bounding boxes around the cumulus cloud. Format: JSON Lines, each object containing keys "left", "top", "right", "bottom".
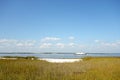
{"left": 0, "top": 39, "right": 17, "bottom": 47}
{"left": 41, "top": 37, "right": 61, "bottom": 42}
{"left": 0, "top": 38, "right": 120, "bottom": 52}
{"left": 40, "top": 42, "right": 79, "bottom": 49}
{"left": 94, "top": 40, "right": 120, "bottom": 48}
{"left": 117, "top": 41, "right": 120, "bottom": 45}
{"left": 16, "top": 40, "right": 36, "bottom": 47}
{"left": 0, "top": 39, "right": 8, "bottom": 43}
{"left": 95, "top": 40, "right": 100, "bottom": 43}
{"left": 0, "top": 39, "right": 36, "bottom": 47}
{"left": 0, "top": 39, "right": 17, "bottom": 43}
{"left": 16, "top": 43, "right": 24, "bottom": 47}
{"left": 102, "top": 42, "right": 119, "bottom": 47}
{"left": 40, "top": 43, "right": 52, "bottom": 48}
{"left": 68, "top": 36, "right": 75, "bottom": 40}
{"left": 56, "top": 43, "right": 65, "bottom": 48}
{"left": 16, "top": 42, "right": 35, "bottom": 47}
{"left": 68, "top": 43, "right": 76, "bottom": 47}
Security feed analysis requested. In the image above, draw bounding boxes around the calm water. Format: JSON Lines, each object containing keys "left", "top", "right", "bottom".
{"left": 0, "top": 53, "right": 120, "bottom": 59}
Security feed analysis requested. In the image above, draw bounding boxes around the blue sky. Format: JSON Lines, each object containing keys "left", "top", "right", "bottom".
{"left": 0, "top": 0, "right": 120, "bottom": 52}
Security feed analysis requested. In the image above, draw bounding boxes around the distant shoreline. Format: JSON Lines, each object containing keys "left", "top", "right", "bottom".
{"left": 0, "top": 52, "right": 120, "bottom": 54}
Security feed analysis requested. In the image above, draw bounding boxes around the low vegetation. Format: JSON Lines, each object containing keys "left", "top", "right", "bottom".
{"left": 0, "top": 56, "right": 38, "bottom": 60}
{"left": 0, "top": 57, "right": 120, "bottom": 80}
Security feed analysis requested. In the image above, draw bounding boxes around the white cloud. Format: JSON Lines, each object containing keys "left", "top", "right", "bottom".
{"left": 0, "top": 39, "right": 36, "bottom": 47}
{"left": 68, "top": 43, "right": 76, "bottom": 47}
{"left": 41, "top": 37, "right": 61, "bottom": 42}
{"left": 16, "top": 42, "right": 34, "bottom": 47}
{"left": 56, "top": 43, "right": 65, "bottom": 48}
{"left": 0, "top": 39, "right": 17, "bottom": 43}
{"left": 115, "top": 41, "right": 120, "bottom": 44}
{"left": 40, "top": 43, "right": 52, "bottom": 48}
{"left": 69, "top": 36, "right": 75, "bottom": 40}
{"left": 93, "top": 40, "right": 120, "bottom": 53}
{"left": 0, "top": 39, "right": 8, "bottom": 43}
{"left": 16, "top": 43, "right": 24, "bottom": 47}
{"left": 95, "top": 40, "right": 100, "bottom": 43}
{"left": 0, "top": 38, "right": 120, "bottom": 53}
{"left": 101, "top": 42, "right": 119, "bottom": 47}
{"left": 95, "top": 40, "right": 120, "bottom": 47}
{"left": 0, "top": 39, "right": 17, "bottom": 47}
{"left": 16, "top": 40, "right": 35, "bottom": 47}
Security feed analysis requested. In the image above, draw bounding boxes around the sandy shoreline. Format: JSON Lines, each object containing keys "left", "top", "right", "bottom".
{"left": 39, "top": 58, "right": 82, "bottom": 63}
{"left": 0, "top": 57, "right": 82, "bottom": 63}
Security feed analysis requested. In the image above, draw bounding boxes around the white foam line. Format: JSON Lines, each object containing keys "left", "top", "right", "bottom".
{"left": 39, "top": 58, "right": 82, "bottom": 63}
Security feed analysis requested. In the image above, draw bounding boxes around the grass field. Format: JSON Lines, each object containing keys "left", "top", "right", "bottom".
{"left": 0, "top": 57, "right": 120, "bottom": 80}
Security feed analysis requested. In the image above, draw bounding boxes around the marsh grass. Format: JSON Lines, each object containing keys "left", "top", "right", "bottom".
{"left": 0, "top": 57, "right": 120, "bottom": 80}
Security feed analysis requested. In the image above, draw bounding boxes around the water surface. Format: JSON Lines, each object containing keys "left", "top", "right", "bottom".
{"left": 0, "top": 53, "right": 120, "bottom": 59}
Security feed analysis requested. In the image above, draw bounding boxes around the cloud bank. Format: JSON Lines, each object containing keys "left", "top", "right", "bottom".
{"left": 0, "top": 38, "right": 120, "bottom": 53}
{"left": 41, "top": 37, "right": 61, "bottom": 42}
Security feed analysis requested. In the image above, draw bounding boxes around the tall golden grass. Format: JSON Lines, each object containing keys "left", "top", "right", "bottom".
{"left": 0, "top": 57, "right": 120, "bottom": 80}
